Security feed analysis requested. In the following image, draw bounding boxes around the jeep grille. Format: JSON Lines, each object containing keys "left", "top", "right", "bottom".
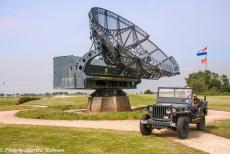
{"left": 152, "top": 106, "right": 171, "bottom": 119}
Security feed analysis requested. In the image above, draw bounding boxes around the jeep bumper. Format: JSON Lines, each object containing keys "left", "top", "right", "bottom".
{"left": 140, "top": 119, "right": 176, "bottom": 127}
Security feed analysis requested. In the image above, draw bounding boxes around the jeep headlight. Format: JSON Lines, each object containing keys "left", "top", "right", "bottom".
{"left": 166, "top": 109, "right": 171, "bottom": 114}
{"left": 172, "top": 108, "right": 176, "bottom": 112}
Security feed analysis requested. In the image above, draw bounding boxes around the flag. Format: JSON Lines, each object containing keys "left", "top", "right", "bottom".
{"left": 197, "top": 52, "right": 207, "bottom": 56}
{"left": 201, "top": 56, "right": 207, "bottom": 64}
{"left": 197, "top": 46, "right": 208, "bottom": 56}
{"left": 198, "top": 46, "right": 207, "bottom": 52}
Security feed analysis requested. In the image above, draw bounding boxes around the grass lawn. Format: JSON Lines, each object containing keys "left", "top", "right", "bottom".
{"left": 129, "top": 94, "right": 156, "bottom": 106}
{"left": 16, "top": 94, "right": 230, "bottom": 120}
{"left": 205, "top": 119, "right": 230, "bottom": 139}
{"left": 0, "top": 98, "right": 19, "bottom": 105}
{"left": 16, "top": 108, "right": 146, "bottom": 120}
{"left": 0, "top": 125, "right": 205, "bottom": 154}
{"left": 24, "top": 95, "right": 88, "bottom": 110}
{"left": 24, "top": 94, "right": 156, "bottom": 110}
{"left": 1, "top": 94, "right": 230, "bottom": 112}
{"left": 207, "top": 96, "right": 230, "bottom": 112}
{"left": 16, "top": 94, "right": 154, "bottom": 120}
{"left": 23, "top": 95, "right": 230, "bottom": 112}
{"left": 0, "top": 98, "right": 34, "bottom": 111}
{"left": 3, "top": 94, "right": 230, "bottom": 120}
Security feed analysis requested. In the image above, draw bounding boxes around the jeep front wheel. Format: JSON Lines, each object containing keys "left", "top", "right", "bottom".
{"left": 140, "top": 114, "right": 152, "bottom": 135}
{"left": 177, "top": 116, "right": 189, "bottom": 139}
{"left": 197, "top": 116, "right": 205, "bottom": 131}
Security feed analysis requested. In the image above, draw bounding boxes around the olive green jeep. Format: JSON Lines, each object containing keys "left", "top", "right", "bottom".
{"left": 140, "top": 87, "right": 208, "bottom": 139}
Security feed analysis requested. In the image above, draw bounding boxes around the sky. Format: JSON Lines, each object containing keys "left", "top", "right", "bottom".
{"left": 0, "top": 0, "right": 230, "bottom": 93}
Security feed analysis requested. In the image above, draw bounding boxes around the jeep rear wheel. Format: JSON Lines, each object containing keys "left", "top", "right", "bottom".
{"left": 197, "top": 116, "right": 205, "bottom": 131}
{"left": 177, "top": 116, "right": 189, "bottom": 139}
{"left": 140, "top": 114, "right": 152, "bottom": 135}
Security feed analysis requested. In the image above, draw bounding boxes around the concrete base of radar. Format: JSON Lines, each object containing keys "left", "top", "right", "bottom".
{"left": 87, "top": 96, "right": 131, "bottom": 112}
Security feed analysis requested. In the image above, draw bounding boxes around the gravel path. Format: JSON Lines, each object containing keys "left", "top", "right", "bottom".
{"left": 0, "top": 110, "right": 230, "bottom": 154}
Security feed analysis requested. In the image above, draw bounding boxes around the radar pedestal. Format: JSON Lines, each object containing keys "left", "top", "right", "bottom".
{"left": 87, "top": 89, "right": 131, "bottom": 112}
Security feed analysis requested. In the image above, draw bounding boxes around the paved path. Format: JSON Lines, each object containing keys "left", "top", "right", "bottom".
{"left": 0, "top": 110, "right": 230, "bottom": 154}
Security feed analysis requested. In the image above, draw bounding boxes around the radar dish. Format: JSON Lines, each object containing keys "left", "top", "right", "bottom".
{"left": 89, "top": 7, "right": 179, "bottom": 79}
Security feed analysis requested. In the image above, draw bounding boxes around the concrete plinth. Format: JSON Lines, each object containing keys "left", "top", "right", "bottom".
{"left": 87, "top": 96, "right": 131, "bottom": 112}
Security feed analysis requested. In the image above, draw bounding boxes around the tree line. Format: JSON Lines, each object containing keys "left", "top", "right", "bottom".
{"left": 185, "top": 70, "right": 230, "bottom": 94}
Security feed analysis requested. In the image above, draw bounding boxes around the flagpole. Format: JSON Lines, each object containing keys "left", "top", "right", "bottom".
{"left": 205, "top": 55, "right": 208, "bottom": 71}
{"left": 3, "top": 82, "right": 5, "bottom": 100}
{"left": 206, "top": 56, "right": 208, "bottom": 71}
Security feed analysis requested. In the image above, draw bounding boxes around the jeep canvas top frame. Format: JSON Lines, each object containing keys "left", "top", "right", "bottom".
{"left": 157, "top": 87, "right": 193, "bottom": 104}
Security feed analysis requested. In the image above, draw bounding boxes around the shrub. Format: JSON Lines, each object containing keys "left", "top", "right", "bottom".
{"left": 144, "top": 89, "right": 153, "bottom": 94}
{"left": 17, "top": 97, "right": 40, "bottom": 105}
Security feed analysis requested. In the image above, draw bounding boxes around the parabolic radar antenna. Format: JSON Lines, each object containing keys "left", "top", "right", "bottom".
{"left": 53, "top": 7, "right": 180, "bottom": 112}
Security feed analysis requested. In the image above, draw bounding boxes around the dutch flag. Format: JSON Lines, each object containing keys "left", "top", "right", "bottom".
{"left": 197, "top": 46, "right": 207, "bottom": 56}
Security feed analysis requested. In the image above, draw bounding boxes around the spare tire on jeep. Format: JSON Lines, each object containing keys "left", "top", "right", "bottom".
{"left": 197, "top": 116, "right": 205, "bottom": 131}
{"left": 177, "top": 116, "right": 189, "bottom": 139}
{"left": 140, "top": 114, "right": 152, "bottom": 135}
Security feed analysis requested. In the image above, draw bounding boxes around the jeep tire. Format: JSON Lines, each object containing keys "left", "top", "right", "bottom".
{"left": 197, "top": 116, "right": 205, "bottom": 131}
{"left": 177, "top": 116, "right": 189, "bottom": 139}
{"left": 140, "top": 114, "right": 152, "bottom": 135}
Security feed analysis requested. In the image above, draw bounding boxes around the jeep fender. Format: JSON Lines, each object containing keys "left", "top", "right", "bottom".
{"left": 175, "top": 113, "right": 192, "bottom": 123}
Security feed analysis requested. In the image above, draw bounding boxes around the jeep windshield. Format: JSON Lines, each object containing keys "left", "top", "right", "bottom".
{"left": 157, "top": 87, "right": 192, "bottom": 104}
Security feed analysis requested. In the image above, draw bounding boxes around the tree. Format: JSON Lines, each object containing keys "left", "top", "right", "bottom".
{"left": 144, "top": 89, "right": 153, "bottom": 94}
{"left": 221, "top": 75, "right": 230, "bottom": 92}
{"left": 185, "top": 71, "right": 208, "bottom": 94}
{"left": 185, "top": 70, "right": 230, "bottom": 94}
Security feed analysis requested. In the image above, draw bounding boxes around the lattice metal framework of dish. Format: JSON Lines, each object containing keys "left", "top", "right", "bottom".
{"left": 89, "top": 7, "right": 179, "bottom": 80}
{"left": 53, "top": 7, "right": 180, "bottom": 90}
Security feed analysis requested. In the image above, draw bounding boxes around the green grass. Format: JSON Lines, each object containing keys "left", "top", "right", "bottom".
{"left": 24, "top": 95, "right": 88, "bottom": 110}
{"left": 1, "top": 94, "right": 230, "bottom": 112}
{"left": 2, "top": 95, "right": 153, "bottom": 120}
{"left": 22, "top": 95, "right": 230, "bottom": 112}
{"left": 0, "top": 98, "right": 34, "bottom": 111}
{"left": 0, "top": 105, "right": 34, "bottom": 111}
{"left": 16, "top": 94, "right": 230, "bottom": 120}
{"left": 23, "top": 94, "right": 155, "bottom": 110}
{"left": 128, "top": 94, "right": 156, "bottom": 106}
{"left": 206, "top": 96, "right": 230, "bottom": 112}
{"left": 2, "top": 94, "right": 230, "bottom": 120}
{"left": 205, "top": 120, "right": 230, "bottom": 139}
{"left": 16, "top": 108, "right": 146, "bottom": 120}
{"left": 0, "top": 98, "right": 19, "bottom": 105}
{"left": 16, "top": 94, "right": 154, "bottom": 120}
{"left": 0, "top": 125, "right": 205, "bottom": 154}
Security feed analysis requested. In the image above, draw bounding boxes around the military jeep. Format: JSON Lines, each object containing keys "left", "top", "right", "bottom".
{"left": 140, "top": 87, "right": 208, "bottom": 139}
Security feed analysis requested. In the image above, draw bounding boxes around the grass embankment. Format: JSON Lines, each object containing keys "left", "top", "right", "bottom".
{"left": 205, "top": 120, "right": 230, "bottom": 139}
{"left": 16, "top": 108, "right": 146, "bottom": 120}
{"left": 17, "top": 94, "right": 230, "bottom": 120}
{"left": 23, "top": 95, "right": 230, "bottom": 112}
{"left": 17, "top": 94, "right": 155, "bottom": 120}
{"left": 24, "top": 94, "right": 155, "bottom": 109}
{"left": 0, "top": 98, "right": 34, "bottom": 111}
{"left": 0, "top": 125, "right": 205, "bottom": 154}
{"left": 24, "top": 95, "right": 88, "bottom": 110}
